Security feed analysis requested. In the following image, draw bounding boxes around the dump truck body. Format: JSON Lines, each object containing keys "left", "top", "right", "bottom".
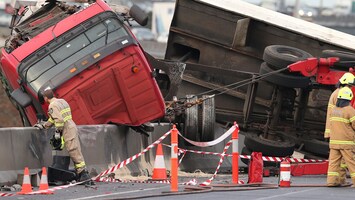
{"left": 165, "top": 0, "right": 355, "bottom": 157}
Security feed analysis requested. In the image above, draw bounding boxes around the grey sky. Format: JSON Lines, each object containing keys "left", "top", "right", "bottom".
{"left": 244, "top": 0, "right": 335, "bottom": 8}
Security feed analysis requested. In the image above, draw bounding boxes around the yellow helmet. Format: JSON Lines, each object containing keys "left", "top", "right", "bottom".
{"left": 337, "top": 87, "right": 353, "bottom": 101}
{"left": 339, "top": 73, "right": 355, "bottom": 85}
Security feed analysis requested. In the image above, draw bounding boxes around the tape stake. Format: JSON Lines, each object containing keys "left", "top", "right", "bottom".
{"left": 171, "top": 124, "right": 178, "bottom": 192}
{"left": 232, "top": 122, "right": 239, "bottom": 184}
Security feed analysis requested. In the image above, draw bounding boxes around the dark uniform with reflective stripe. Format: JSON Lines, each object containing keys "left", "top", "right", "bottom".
{"left": 44, "top": 98, "right": 86, "bottom": 174}
{"left": 325, "top": 88, "right": 348, "bottom": 184}
{"left": 327, "top": 105, "right": 355, "bottom": 186}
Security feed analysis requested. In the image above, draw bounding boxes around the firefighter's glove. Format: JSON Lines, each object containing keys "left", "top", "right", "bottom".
{"left": 34, "top": 123, "right": 45, "bottom": 130}
{"left": 50, "top": 134, "right": 64, "bottom": 151}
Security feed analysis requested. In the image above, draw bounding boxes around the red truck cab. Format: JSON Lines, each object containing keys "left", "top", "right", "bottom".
{"left": 0, "top": 0, "right": 165, "bottom": 126}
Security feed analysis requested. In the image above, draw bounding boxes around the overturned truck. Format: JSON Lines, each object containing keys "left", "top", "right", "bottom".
{"left": 163, "top": 0, "right": 355, "bottom": 159}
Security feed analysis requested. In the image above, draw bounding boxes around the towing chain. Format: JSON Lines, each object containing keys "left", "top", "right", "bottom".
{"left": 164, "top": 66, "right": 288, "bottom": 118}
{"left": 165, "top": 95, "right": 214, "bottom": 119}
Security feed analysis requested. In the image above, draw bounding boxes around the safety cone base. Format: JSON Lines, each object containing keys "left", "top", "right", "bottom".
{"left": 38, "top": 167, "right": 54, "bottom": 194}
{"left": 152, "top": 144, "right": 168, "bottom": 180}
{"left": 17, "top": 167, "right": 33, "bottom": 195}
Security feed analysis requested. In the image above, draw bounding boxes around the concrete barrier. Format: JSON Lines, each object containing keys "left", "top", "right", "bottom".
{"left": 0, "top": 123, "right": 244, "bottom": 185}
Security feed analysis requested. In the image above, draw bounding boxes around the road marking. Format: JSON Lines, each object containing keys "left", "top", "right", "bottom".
{"left": 69, "top": 185, "right": 171, "bottom": 200}
{"left": 254, "top": 188, "right": 319, "bottom": 200}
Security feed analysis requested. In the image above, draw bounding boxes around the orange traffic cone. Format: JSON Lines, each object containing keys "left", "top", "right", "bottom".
{"left": 38, "top": 167, "right": 53, "bottom": 194}
{"left": 152, "top": 144, "right": 167, "bottom": 180}
{"left": 279, "top": 160, "right": 291, "bottom": 187}
{"left": 17, "top": 167, "right": 33, "bottom": 194}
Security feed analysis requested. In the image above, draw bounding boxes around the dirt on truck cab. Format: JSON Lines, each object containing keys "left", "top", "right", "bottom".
{"left": 0, "top": 0, "right": 166, "bottom": 130}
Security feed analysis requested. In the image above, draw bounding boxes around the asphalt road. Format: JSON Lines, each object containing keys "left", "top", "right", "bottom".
{"left": 2, "top": 174, "right": 355, "bottom": 199}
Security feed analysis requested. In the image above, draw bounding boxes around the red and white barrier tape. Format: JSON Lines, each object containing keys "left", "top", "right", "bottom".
{"left": 199, "top": 140, "right": 232, "bottom": 186}
{"left": 0, "top": 130, "right": 172, "bottom": 197}
{"left": 178, "top": 126, "right": 236, "bottom": 147}
{"left": 0, "top": 193, "right": 15, "bottom": 197}
{"left": 94, "top": 130, "right": 171, "bottom": 181}
{"left": 97, "top": 177, "right": 169, "bottom": 184}
{"left": 97, "top": 177, "right": 197, "bottom": 186}
{"left": 167, "top": 144, "right": 326, "bottom": 163}
{"left": 182, "top": 178, "right": 198, "bottom": 186}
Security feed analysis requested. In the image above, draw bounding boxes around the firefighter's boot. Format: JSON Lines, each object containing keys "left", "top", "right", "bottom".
{"left": 78, "top": 170, "right": 95, "bottom": 185}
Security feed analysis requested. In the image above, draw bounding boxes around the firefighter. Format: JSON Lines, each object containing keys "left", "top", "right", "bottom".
{"left": 325, "top": 72, "right": 355, "bottom": 184}
{"left": 327, "top": 87, "right": 355, "bottom": 187}
{"left": 34, "top": 89, "right": 92, "bottom": 184}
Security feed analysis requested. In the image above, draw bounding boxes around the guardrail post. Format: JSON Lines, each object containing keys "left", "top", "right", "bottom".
{"left": 232, "top": 122, "right": 239, "bottom": 184}
{"left": 171, "top": 124, "right": 178, "bottom": 192}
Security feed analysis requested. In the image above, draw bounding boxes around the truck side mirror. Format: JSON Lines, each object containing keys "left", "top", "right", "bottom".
{"left": 129, "top": 4, "right": 148, "bottom": 26}
{"left": 10, "top": 89, "right": 32, "bottom": 108}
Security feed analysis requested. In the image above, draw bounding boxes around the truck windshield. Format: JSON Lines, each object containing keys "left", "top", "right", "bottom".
{"left": 23, "top": 16, "right": 130, "bottom": 93}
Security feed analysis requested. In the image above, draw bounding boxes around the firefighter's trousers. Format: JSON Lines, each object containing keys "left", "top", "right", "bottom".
{"left": 339, "top": 158, "right": 348, "bottom": 184}
{"left": 63, "top": 125, "right": 86, "bottom": 174}
{"left": 327, "top": 148, "right": 355, "bottom": 185}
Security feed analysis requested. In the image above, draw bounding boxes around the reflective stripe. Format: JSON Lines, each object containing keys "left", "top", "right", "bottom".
{"left": 48, "top": 117, "right": 55, "bottom": 123}
{"left": 328, "top": 104, "right": 335, "bottom": 108}
{"left": 171, "top": 144, "right": 178, "bottom": 159}
{"left": 340, "top": 163, "right": 347, "bottom": 168}
{"left": 351, "top": 173, "right": 355, "bottom": 178}
{"left": 63, "top": 115, "right": 72, "bottom": 122}
{"left": 60, "top": 108, "right": 71, "bottom": 114}
{"left": 325, "top": 129, "right": 330, "bottom": 133}
{"left": 75, "top": 162, "right": 86, "bottom": 169}
{"left": 60, "top": 136, "right": 65, "bottom": 150}
{"left": 350, "top": 116, "right": 355, "bottom": 122}
{"left": 327, "top": 172, "right": 339, "bottom": 176}
{"left": 330, "top": 117, "right": 350, "bottom": 123}
{"left": 329, "top": 140, "right": 355, "bottom": 145}
{"left": 55, "top": 122, "right": 64, "bottom": 127}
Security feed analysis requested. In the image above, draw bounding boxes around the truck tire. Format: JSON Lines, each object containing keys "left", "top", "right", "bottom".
{"left": 322, "top": 50, "right": 355, "bottom": 69}
{"left": 263, "top": 45, "right": 313, "bottom": 69}
{"left": 200, "top": 95, "right": 215, "bottom": 141}
{"left": 184, "top": 95, "right": 199, "bottom": 141}
{"left": 244, "top": 132, "right": 295, "bottom": 157}
{"left": 259, "top": 62, "right": 310, "bottom": 88}
{"left": 303, "top": 138, "right": 329, "bottom": 157}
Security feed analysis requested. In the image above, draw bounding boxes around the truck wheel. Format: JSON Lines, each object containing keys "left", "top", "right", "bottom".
{"left": 322, "top": 50, "right": 355, "bottom": 69}
{"left": 200, "top": 95, "right": 215, "bottom": 142}
{"left": 263, "top": 45, "right": 313, "bottom": 69}
{"left": 259, "top": 62, "right": 310, "bottom": 88}
{"left": 244, "top": 131, "right": 295, "bottom": 157}
{"left": 184, "top": 95, "right": 199, "bottom": 141}
{"left": 303, "top": 138, "right": 329, "bottom": 157}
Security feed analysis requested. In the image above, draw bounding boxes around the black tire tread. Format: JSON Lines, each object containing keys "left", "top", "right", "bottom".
{"left": 263, "top": 45, "right": 313, "bottom": 69}
{"left": 244, "top": 132, "right": 295, "bottom": 157}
